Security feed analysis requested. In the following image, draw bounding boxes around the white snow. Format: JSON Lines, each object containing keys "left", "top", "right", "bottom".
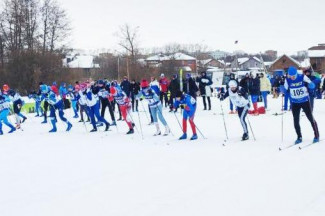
{"left": 1, "top": 97, "right": 325, "bottom": 216}
{"left": 64, "top": 55, "right": 100, "bottom": 69}
{"left": 308, "top": 50, "right": 325, "bottom": 58}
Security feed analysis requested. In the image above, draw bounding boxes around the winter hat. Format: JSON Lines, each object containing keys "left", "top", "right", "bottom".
{"left": 140, "top": 79, "right": 149, "bottom": 88}
{"left": 228, "top": 80, "right": 238, "bottom": 88}
{"left": 110, "top": 86, "right": 117, "bottom": 96}
{"left": 172, "top": 74, "right": 178, "bottom": 79}
{"left": 186, "top": 73, "right": 191, "bottom": 79}
{"left": 288, "top": 66, "right": 298, "bottom": 77}
{"left": 160, "top": 73, "right": 165, "bottom": 77}
{"left": 2, "top": 84, "right": 9, "bottom": 92}
{"left": 40, "top": 84, "right": 49, "bottom": 93}
{"left": 52, "top": 81, "right": 57, "bottom": 86}
{"left": 303, "top": 67, "right": 312, "bottom": 74}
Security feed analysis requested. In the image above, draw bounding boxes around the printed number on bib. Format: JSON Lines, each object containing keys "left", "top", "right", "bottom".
{"left": 290, "top": 87, "right": 307, "bottom": 99}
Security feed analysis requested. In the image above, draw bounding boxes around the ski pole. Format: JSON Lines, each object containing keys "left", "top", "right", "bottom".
{"left": 194, "top": 123, "right": 207, "bottom": 139}
{"left": 281, "top": 94, "right": 284, "bottom": 143}
{"left": 126, "top": 108, "right": 142, "bottom": 138}
{"left": 140, "top": 100, "right": 150, "bottom": 123}
{"left": 172, "top": 109, "right": 183, "bottom": 132}
{"left": 219, "top": 100, "right": 229, "bottom": 141}
{"left": 246, "top": 114, "right": 256, "bottom": 141}
{"left": 136, "top": 107, "right": 144, "bottom": 140}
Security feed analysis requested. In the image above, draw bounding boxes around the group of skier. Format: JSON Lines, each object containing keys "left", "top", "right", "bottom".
{"left": 0, "top": 66, "right": 322, "bottom": 144}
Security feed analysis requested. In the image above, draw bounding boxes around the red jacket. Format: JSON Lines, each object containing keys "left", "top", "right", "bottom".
{"left": 159, "top": 77, "right": 169, "bottom": 93}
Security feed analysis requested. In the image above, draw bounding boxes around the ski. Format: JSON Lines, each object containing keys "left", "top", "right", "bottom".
{"left": 298, "top": 139, "right": 324, "bottom": 150}
{"left": 279, "top": 142, "right": 301, "bottom": 151}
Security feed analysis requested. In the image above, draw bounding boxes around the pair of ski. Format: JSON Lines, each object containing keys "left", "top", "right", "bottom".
{"left": 279, "top": 139, "right": 323, "bottom": 151}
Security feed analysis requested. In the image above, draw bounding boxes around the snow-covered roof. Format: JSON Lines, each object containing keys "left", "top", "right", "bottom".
{"left": 308, "top": 50, "right": 325, "bottom": 58}
{"left": 300, "top": 58, "right": 311, "bottom": 68}
{"left": 198, "top": 59, "right": 212, "bottom": 65}
{"left": 146, "top": 52, "right": 196, "bottom": 62}
{"left": 263, "top": 61, "right": 274, "bottom": 66}
{"left": 170, "top": 53, "right": 196, "bottom": 61}
{"left": 64, "top": 55, "right": 100, "bottom": 69}
{"left": 269, "top": 54, "right": 301, "bottom": 68}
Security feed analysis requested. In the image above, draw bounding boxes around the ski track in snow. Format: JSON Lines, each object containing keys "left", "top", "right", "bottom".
{"left": 0, "top": 97, "right": 325, "bottom": 216}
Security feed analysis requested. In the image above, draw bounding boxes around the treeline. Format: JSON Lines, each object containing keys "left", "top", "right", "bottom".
{"left": 0, "top": 0, "right": 70, "bottom": 94}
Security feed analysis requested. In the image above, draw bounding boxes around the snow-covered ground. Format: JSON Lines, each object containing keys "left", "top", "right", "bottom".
{"left": 1, "top": 97, "right": 325, "bottom": 216}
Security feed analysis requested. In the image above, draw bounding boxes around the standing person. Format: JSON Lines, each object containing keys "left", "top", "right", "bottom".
{"left": 281, "top": 74, "right": 291, "bottom": 111}
{"left": 168, "top": 74, "right": 180, "bottom": 112}
{"left": 0, "top": 89, "right": 16, "bottom": 135}
{"left": 248, "top": 73, "right": 260, "bottom": 115}
{"left": 282, "top": 66, "right": 319, "bottom": 144}
{"left": 130, "top": 79, "right": 140, "bottom": 112}
{"left": 40, "top": 84, "right": 72, "bottom": 133}
{"left": 5, "top": 86, "right": 27, "bottom": 129}
{"left": 29, "top": 90, "right": 43, "bottom": 117}
{"left": 99, "top": 81, "right": 116, "bottom": 125}
{"left": 138, "top": 79, "right": 170, "bottom": 136}
{"left": 196, "top": 72, "right": 213, "bottom": 110}
{"left": 259, "top": 73, "right": 272, "bottom": 110}
{"left": 220, "top": 80, "right": 250, "bottom": 141}
{"left": 183, "top": 73, "right": 199, "bottom": 100}
{"left": 84, "top": 82, "right": 110, "bottom": 132}
{"left": 109, "top": 83, "right": 135, "bottom": 134}
{"left": 159, "top": 74, "right": 169, "bottom": 107}
{"left": 120, "top": 76, "right": 131, "bottom": 97}
{"left": 67, "top": 85, "right": 79, "bottom": 118}
{"left": 303, "top": 68, "right": 322, "bottom": 111}
{"left": 174, "top": 90, "right": 197, "bottom": 140}
{"left": 76, "top": 83, "right": 89, "bottom": 122}
{"left": 272, "top": 75, "right": 281, "bottom": 98}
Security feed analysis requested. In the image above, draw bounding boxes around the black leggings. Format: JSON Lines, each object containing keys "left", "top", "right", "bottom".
{"left": 292, "top": 101, "right": 319, "bottom": 139}
{"left": 202, "top": 96, "right": 211, "bottom": 109}
{"left": 100, "top": 99, "right": 115, "bottom": 121}
{"left": 237, "top": 106, "right": 248, "bottom": 134}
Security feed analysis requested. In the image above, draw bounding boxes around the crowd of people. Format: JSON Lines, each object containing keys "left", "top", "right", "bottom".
{"left": 0, "top": 66, "right": 324, "bottom": 144}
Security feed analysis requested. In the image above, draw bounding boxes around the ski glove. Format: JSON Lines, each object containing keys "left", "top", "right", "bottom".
{"left": 308, "top": 82, "right": 315, "bottom": 90}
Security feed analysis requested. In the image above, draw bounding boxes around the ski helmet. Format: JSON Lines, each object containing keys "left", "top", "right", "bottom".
{"left": 228, "top": 80, "right": 238, "bottom": 88}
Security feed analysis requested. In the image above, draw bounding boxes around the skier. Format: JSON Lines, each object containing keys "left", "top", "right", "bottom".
{"left": 138, "top": 79, "right": 170, "bottom": 136}
{"left": 4, "top": 85, "right": 27, "bottom": 129}
{"left": 97, "top": 80, "right": 116, "bottom": 125}
{"left": 227, "top": 73, "right": 238, "bottom": 114}
{"left": 282, "top": 66, "right": 319, "bottom": 144}
{"left": 84, "top": 82, "right": 110, "bottom": 132}
{"left": 76, "top": 83, "right": 89, "bottom": 122}
{"left": 40, "top": 84, "right": 72, "bottom": 132}
{"left": 303, "top": 68, "right": 322, "bottom": 111}
{"left": 173, "top": 90, "right": 198, "bottom": 140}
{"left": 0, "top": 90, "right": 16, "bottom": 135}
{"left": 109, "top": 83, "right": 134, "bottom": 134}
{"left": 220, "top": 80, "right": 250, "bottom": 141}
{"left": 28, "top": 90, "right": 43, "bottom": 117}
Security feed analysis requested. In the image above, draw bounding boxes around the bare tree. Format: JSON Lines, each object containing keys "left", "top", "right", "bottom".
{"left": 117, "top": 23, "right": 140, "bottom": 63}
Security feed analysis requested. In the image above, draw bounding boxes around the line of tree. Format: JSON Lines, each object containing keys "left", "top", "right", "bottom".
{"left": 0, "top": 0, "right": 70, "bottom": 94}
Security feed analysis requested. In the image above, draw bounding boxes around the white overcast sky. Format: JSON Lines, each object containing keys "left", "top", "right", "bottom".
{"left": 58, "top": 0, "right": 325, "bottom": 55}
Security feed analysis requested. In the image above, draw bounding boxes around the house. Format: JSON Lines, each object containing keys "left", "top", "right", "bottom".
{"left": 268, "top": 54, "right": 301, "bottom": 75}
{"left": 145, "top": 52, "right": 197, "bottom": 73}
{"left": 308, "top": 44, "right": 325, "bottom": 73}
{"left": 231, "top": 57, "right": 263, "bottom": 70}
{"left": 198, "top": 59, "right": 226, "bottom": 69}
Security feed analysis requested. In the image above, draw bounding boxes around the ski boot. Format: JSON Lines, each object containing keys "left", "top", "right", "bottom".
{"left": 49, "top": 128, "right": 57, "bottom": 133}
{"left": 41, "top": 120, "right": 47, "bottom": 124}
{"left": 8, "top": 127, "right": 16, "bottom": 133}
{"left": 154, "top": 123, "right": 161, "bottom": 136}
{"left": 90, "top": 128, "right": 97, "bottom": 132}
{"left": 0, "top": 130, "right": 3, "bottom": 135}
{"left": 111, "top": 121, "right": 117, "bottom": 126}
{"left": 190, "top": 134, "right": 198, "bottom": 140}
{"left": 313, "top": 137, "right": 319, "bottom": 143}
{"left": 179, "top": 133, "right": 187, "bottom": 140}
{"left": 163, "top": 126, "right": 170, "bottom": 136}
{"left": 126, "top": 128, "right": 134, "bottom": 134}
{"left": 22, "top": 117, "right": 27, "bottom": 123}
{"left": 66, "top": 122, "right": 73, "bottom": 131}
{"left": 105, "top": 123, "right": 110, "bottom": 131}
{"left": 242, "top": 133, "right": 249, "bottom": 141}
{"left": 295, "top": 137, "right": 302, "bottom": 145}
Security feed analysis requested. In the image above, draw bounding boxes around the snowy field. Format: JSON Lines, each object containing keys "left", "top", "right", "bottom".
{"left": 1, "top": 97, "right": 325, "bottom": 216}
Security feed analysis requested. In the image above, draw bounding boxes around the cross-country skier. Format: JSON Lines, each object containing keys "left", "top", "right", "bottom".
{"left": 97, "top": 80, "right": 116, "bottom": 125}
{"left": 109, "top": 82, "right": 134, "bottom": 134}
{"left": 138, "top": 79, "right": 170, "bottom": 136}
{"left": 76, "top": 83, "right": 89, "bottom": 122}
{"left": 173, "top": 90, "right": 197, "bottom": 140}
{"left": 84, "top": 82, "right": 110, "bottom": 132}
{"left": 282, "top": 66, "right": 319, "bottom": 144}
{"left": 29, "top": 90, "right": 43, "bottom": 117}
{"left": 0, "top": 90, "right": 16, "bottom": 135}
{"left": 3, "top": 85, "right": 27, "bottom": 129}
{"left": 40, "top": 84, "right": 72, "bottom": 132}
{"left": 220, "top": 80, "right": 250, "bottom": 141}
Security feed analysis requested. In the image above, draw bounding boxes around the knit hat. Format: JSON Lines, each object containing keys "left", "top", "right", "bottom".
{"left": 140, "top": 79, "right": 149, "bottom": 88}
{"left": 288, "top": 66, "right": 298, "bottom": 77}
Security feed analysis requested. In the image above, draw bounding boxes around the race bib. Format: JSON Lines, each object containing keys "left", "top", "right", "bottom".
{"left": 290, "top": 87, "right": 308, "bottom": 99}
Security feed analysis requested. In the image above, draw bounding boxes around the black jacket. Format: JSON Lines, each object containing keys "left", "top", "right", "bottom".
{"left": 168, "top": 78, "right": 180, "bottom": 96}
{"left": 183, "top": 77, "right": 198, "bottom": 99}
{"left": 196, "top": 75, "right": 213, "bottom": 95}
{"left": 120, "top": 80, "right": 131, "bottom": 96}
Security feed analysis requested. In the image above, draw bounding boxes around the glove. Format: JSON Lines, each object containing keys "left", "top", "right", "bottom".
{"left": 180, "top": 104, "right": 185, "bottom": 109}
{"left": 139, "top": 97, "right": 143, "bottom": 101}
{"left": 308, "top": 82, "right": 315, "bottom": 90}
